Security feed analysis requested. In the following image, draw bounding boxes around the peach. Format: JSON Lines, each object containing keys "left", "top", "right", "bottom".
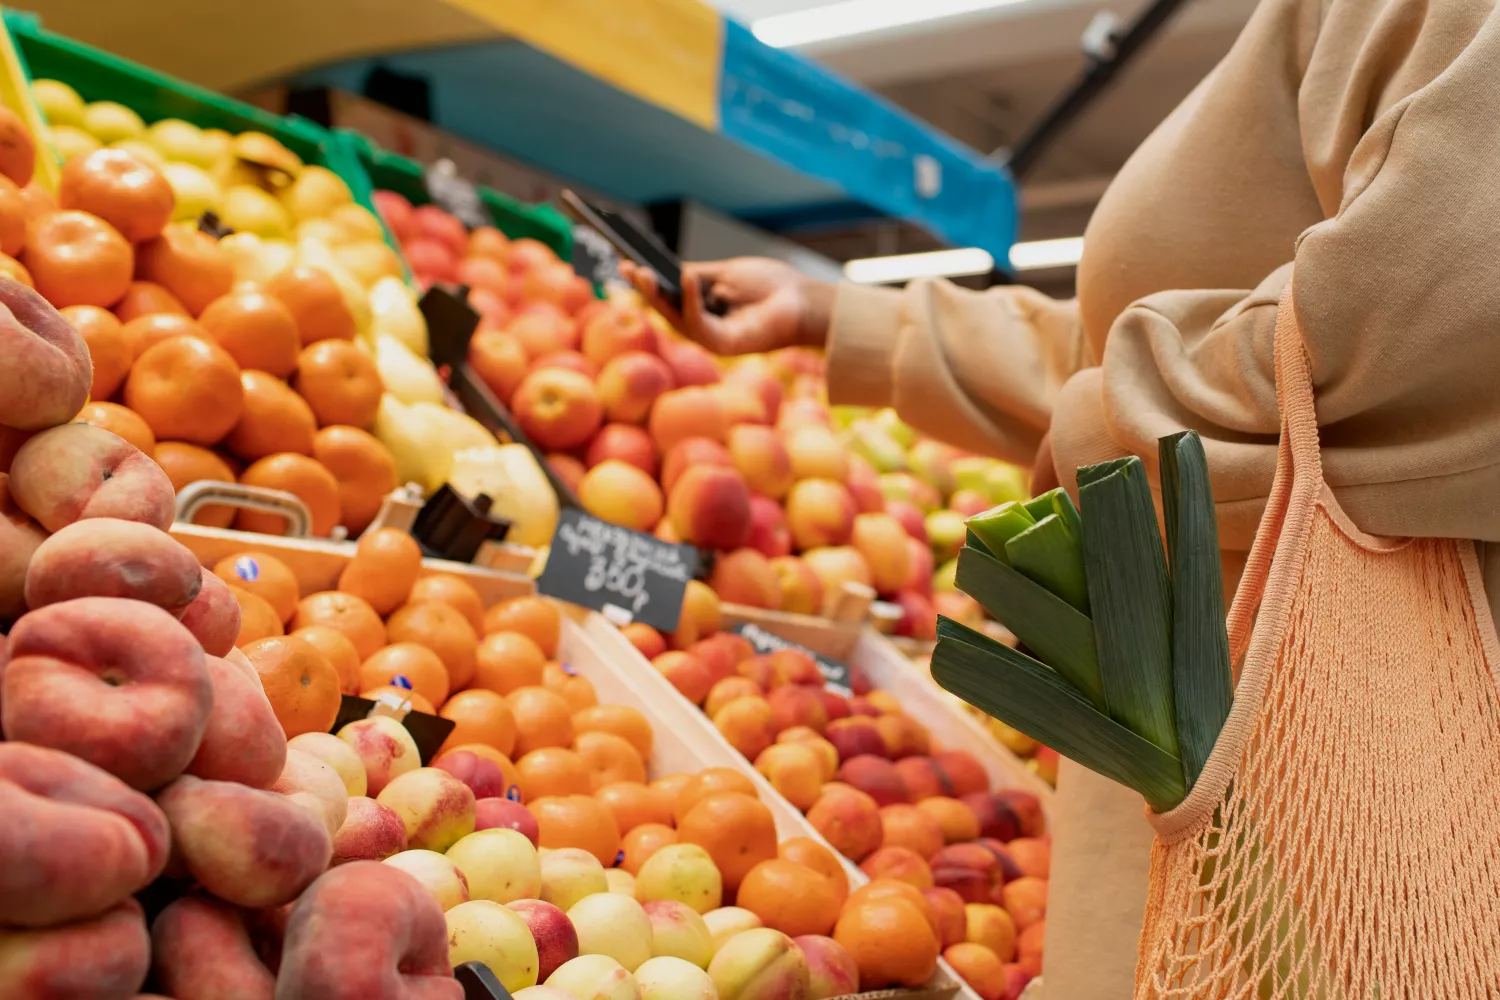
{"left": 150, "top": 894, "right": 275, "bottom": 998}
{"left": 23, "top": 517, "right": 196, "bottom": 612}
{"left": 931, "top": 845, "right": 1003, "bottom": 904}
{"left": 943, "top": 942, "right": 1007, "bottom": 1000}
{"left": 654, "top": 650, "right": 714, "bottom": 705}
{"left": 476, "top": 797, "right": 541, "bottom": 843}
{"left": 624, "top": 622, "right": 669, "bottom": 660}
{"left": 635, "top": 955, "right": 717, "bottom": 1000}
{"left": 814, "top": 690, "right": 850, "bottom": 724}
{"left": 706, "top": 677, "right": 764, "bottom": 718}
{"left": 670, "top": 579, "right": 723, "bottom": 652}
{"left": 385, "top": 849, "right": 472, "bottom": 911}
{"left": 879, "top": 472, "right": 941, "bottom": 512}
{"left": 185, "top": 652, "right": 287, "bottom": 789}
{"left": 434, "top": 748, "right": 509, "bottom": 801}
{"left": 775, "top": 728, "right": 838, "bottom": 782}
{"left": 713, "top": 695, "right": 777, "bottom": 760}
{"left": 333, "top": 796, "right": 408, "bottom": 864}
{"left": 544, "top": 954, "right": 639, "bottom": 1000}
{"left": 709, "top": 548, "right": 780, "bottom": 609}
{"left": 0, "top": 275, "right": 91, "bottom": 431}
{"left": 157, "top": 775, "right": 333, "bottom": 908}
{"left": 879, "top": 803, "right": 945, "bottom": 858}
{"left": 931, "top": 751, "right": 988, "bottom": 798}
{"left": 447, "top": 827, "right": 542, "bottom": 903}
{"left": 568, "top": 892, "right": 653, "bottom": 972}
{"left": 752, "top": 743, "right": 823, "bottom": 811}
{"left": 993, "top": 789, "right": 1046, "bottom": 838}
{"left": 859, "top": 846, "right": 932, "bottom": 888}
{"left": 725, "top": 368, "right": 783, "bottom": 428}
{"left": 177, "top": 567, "right": 241, "bottom": 657}
{"left": 774, "top": 399, "right": 828, "bottom": 432}
{"left": 837, "top": 755, "right": 909, "bottom": 808}
{"left": 965, "top": 903, "right": 1017, "bottom": 959}
{"left": 824, "top": 718, "right": 887, "bottom": 764}
{"left": 8, "top": 423, "right": 175, "bottom": 532}
{"left": 745, "top": 495, "right": 792, "bottom": 560}
{"left": 735, "top": 654, "right": 780, "bottom": 692}
{"left": 580, "top": 459, "right": 664, "bottom": 532}
{"left": 510, "top": 899, "right": 580, "bottom": 981}
{"left": 661, "top": 437, "right": 732, "bottom": 494}
{"left": 707, "top": 926, "right": 810, "bottom": 1000}
{"left": 273, "top": 747, "right": 351, "bottom": 838}
{"left": 1000, "top": 876, "right": 1046, "bottom": 932}
{"left": 513, "top": 367, "right": 604, "bottom": 451}
{"left": 784, "top": 480, "right": 855, "bottom": 551}
{"left": 850, "top": 513, "right": 912, "bottom": 596}
{"left": 793, "top": 935, "right": 858, "bottom": 1000}
{"left": 961, "top": 794, "right": 1022, "bottom": 843}
{"left": 650, "top": 387, "right": 727, "bottom": 452}
{"left": 1005, "top": 838, "right": 1050, "bottom": 879}
{"left": 783, "top": 425, "right": 847, "bottom": 483}
{"left": 845, "top": 457, "right": 885, "bottom": 514}
{"left": 660, "top": 339, "right": 720, "bottom": 387}
{"left": 530, "top": 350, "right": 597, "bottom": 379}
{"left": 4, "top": 597, "right": 212, "bottom": 790}
{"left": 924, "top": 888, "right": 968, "bottom": 949}
{"left": 768, "top": 557, "right": 822, "bottom": 616}
{"left": 644, "top": 900, "right": 715, "bottom": 968}
{"left": 587, "top": 423, "right": 659, "bottom": 477}
{"left": 1015, "top": 921, "right": 1045, "bottom": 977}
{"left": 688, "top": 633, "right": 748, "bottom": 685}
{"left": 886, "top": 501, "right": 927, "bottom": 543}
{"left": 916, "top": 797, "right": 982, "bottom": 844}
{"left": 538, "top": 845, "right": 608, "bottom": 911}
{"left": 0, "top": 900, "right": 150, "bottom": 999}
{"left": 338, "top": 715, "right": 421, "bottom": 795}
{"left": 287, "top": 732, "right": 367, "bottom": 797}
{"left": 716, "top": 382, "right": 769, "bottom": 426}
{"left": 596, "top": 351, "right": 672, "bottom": 426}
{"left": 470, "top": 329, "right": 530, "bottom": 405}
{"left": 894, "top": 758, "right": 947, "bottom": 801}
{"left": 508, "top": 303, "right": 579, "bottom": 358}
{"left": 0, "top": 742, "right": 169, "bottom": 928}
{"left": 766, "top": 685, "right": 828, "bottom": 735}
{"left": 277, "top": 862, "right": 461, "bottom": 998}
{"left": 806, "top": 785, "right": 882, "bottom": 862}
{"left": 376, "top": 766, "right": 477, "bottom": 853}
{"left": 1031, "top": 745, "right": 1059, "bottom": 786}
{"left": 668, "top": 465, "right": 750, "bottom": 550}
{"left": 583, "top": 304, "right": 655, "bottom": 367}
{"left": 0, "top": 473, "right": 46, "bottom": 619}
{"left": 635, "top": 843, "right": 723, "bottom": 915}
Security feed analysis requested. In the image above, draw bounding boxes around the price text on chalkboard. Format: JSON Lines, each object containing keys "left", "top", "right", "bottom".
{"left": 537, "top": 509, "right": 698, "bottom": 633}
{"left": 731, "top": 622, "right": 852, "bottom": 695}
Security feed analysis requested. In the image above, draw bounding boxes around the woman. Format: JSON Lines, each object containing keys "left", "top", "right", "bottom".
{"left": 627, "top": 0, "right": 1500, "bottom": 992}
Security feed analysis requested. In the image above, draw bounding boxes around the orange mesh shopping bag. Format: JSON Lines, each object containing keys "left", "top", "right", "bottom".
{"left": 1133, "top": 285, "right": 1500, "bottom": 999}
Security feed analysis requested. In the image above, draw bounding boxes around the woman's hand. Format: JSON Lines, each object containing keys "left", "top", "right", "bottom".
{"left": 620, "top": 257, "right": 835, "bottom": 356}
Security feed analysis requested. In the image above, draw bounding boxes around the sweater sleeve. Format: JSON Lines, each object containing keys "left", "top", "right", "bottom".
{"left": 825, "top": 281, "right": 1090, "bottom": 466}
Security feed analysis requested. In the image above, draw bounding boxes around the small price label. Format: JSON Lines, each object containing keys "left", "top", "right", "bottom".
{"left": 536, "top": 509, "right": 699, "bottom": 633}
{"left": 730, "top": 622, "right": 853, "bottom": 695}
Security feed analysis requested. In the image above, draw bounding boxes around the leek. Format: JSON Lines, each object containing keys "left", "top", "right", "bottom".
{"left": 965, "top": 501, "right": 1034, "bottom": 564}
{"left": 1005, "top": 512, "right": 1089, "bottom": 615}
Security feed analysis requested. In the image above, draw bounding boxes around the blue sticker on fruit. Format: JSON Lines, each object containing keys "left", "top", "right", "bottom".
{"left": 506, "top": 785, "right": 523, "bottom": 802}
{"left": 233, "top": 556, "right": 260, "bottom": 582}
{"left": 615, "top": 850, "right": 625, "bottom": 866}
{"left": 561, "top": 662, "right": 579, "bottom": 676}
{"left": 392, "top": 675, "right": 413, "bottom": 690}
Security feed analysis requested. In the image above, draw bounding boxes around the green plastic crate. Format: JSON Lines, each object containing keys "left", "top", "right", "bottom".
{"left": 337, "top": 129, "right": 574, "bottom": 263}
{"left": 2, "top": 9, "right": 399, "bottom": 252}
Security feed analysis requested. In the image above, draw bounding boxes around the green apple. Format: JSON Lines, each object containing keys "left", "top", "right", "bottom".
{"left": 81, "top": 100, "right": 144, "bottom": 143}
{"left": 32, "top": 79, "right": 86, "bottom": 128}
{"left": 878, "top": 472, "right": 943, "bottom": 512}
{"left": 926, "top": 509, "right": 967, "bottom": 562}
{"left": 933, "top": 557, "right": 959, "bottom": 592}
{"left": 873, "top": 407, "right": 918, "bottom": 448}
{"left": 147, "top": 118, "right": 215, "bottom": 169}
{"left": 49, "top": 125, "right": 100, "bottom": 163}
{"left": 846, "top": 420, "right": 907, "bottom": 474}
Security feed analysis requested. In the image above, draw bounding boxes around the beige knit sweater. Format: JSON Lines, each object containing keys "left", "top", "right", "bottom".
{"left": 827, "top": 0, "right": 1500, "bottom": 992}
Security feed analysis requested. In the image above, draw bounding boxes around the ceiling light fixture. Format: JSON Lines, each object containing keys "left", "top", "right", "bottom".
{"left": 753, "top": 0, "right": 1032, "bottom": 49}
{"left": 1008, "top": 236, "right": 1085, "bottom": 271}
{"left": 844, "top": 247, "right": 995, "bottom": 284}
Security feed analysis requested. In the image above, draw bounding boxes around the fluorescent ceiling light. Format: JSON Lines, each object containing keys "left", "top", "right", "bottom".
{"left": 1009, "top": 236, "right": 1085, "bottom": 271}
{"left": 754, "top": 0, "right": 1031, "bottom": 48}
{"left": 844, "top": 247, "right": 994, "bottom": 284}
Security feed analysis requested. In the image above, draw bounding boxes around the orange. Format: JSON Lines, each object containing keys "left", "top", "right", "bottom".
{"left": 18, "top": 182, "right": 55, "bottom": 225}
{"left": 60, "top": 305, "right": 129, "bottom": 399}
{"left": 230, "top": 585, "right": 283, "bottom": 647}
{"left": 407, "top": 574, "right": 485, "bottom": 633}
{"left": 291, "top": 591, "right": 387, "bottom": 660}
{"left": 650, "top": 772, "right": 694, "bottom": 819}
{"left": 0, "top": 107, "right": 33, "bottom": 187}
{"left": 120, "top": 313, "right": 210, "bottom": 360}
{"left": 0, "top": 252, "right": 31, "bottom": 287}
{"left": 242, "top": 634, "right": 342, "bottom": 739}
{"left": 135, "top": 224, "right": 233, "bottom": 315}
{"left": 235, "top": 453, "right": 340, "bottom": 537}
{"left": 112, "top": 280, "right": 187, "bottom": 322}
{"left": 834, "top": 896, "right": 940, "bottom": 990}
{"left": 574, "top": 730, "right": 645, "bottom": 789}
{"left": 387, "top": 601, "right": 478, "bottom": 692}
{"left": 311, "top": 425, "right": 397, "bottom": 536}
{"left": 198, "top": 289, "right": 300, "bottom": 378}
{"left": 530, "top": 794, "right": 621, "bottom": 866}
{"left": 360, "top": 685, "right": 435, "bottom": 714}
{"left": 506, "top": 686, "right": 575, "bottom": 755}
{"left": 620, "top": 822, "right": 677, "bottom": 875}
{"left": 879, "top": 804, "right": 945, "bottom": 860}
{"left": 291, "top": 624, "right": 363, "bottom": 694}
{"left": 75, "top": 401, "right": 154, "bottom": 454}
{"left": 472, "top": 631, "right": 547, "bottom": 695}
{"left": 214, "top": 551, "right": 300, "bottom": 624}
{"left": 515, "top": 747, "right": 591, "bottom": 801}
{"left": 291, "top": 340, "right": 382, "bottom": 429}
{"left": 224, "top": 370, "right": 317, "bottom": 462}
{"left": 24, "top": 210, "right": 133, "bottom": 308}
{"left": 124, "top": 335, "right": 243, "bottom": 445}
{"left": 266, "top": 266, "right": 355, "bottom": 345}
{"left": 360, "top": 642, "right": 450, "bottom": 708}
{"left": 595, "top": 781, "right": 672, "bottom": 833}
{"left": 738, "top": 859, "right": 843, "bottom": 937}
{"left": 441, "top": 743, "right": 522, "bottom": 798}
{"left": 778, "top": 837, "right": 850, "bottom": 904}
{"left": 152, "top": 442, "right": 237, "bottom": 528}
{"left": 58, "top": 148, "right": 173, "bottom": 243}
{"left": 438, "top": 688, "right": 517, "bottom": 757}
{"left": 572, "top": 704, "right": 653, "bottom": 762}
{"left": 676, "top": 792, "right": 778, "bottom": 892}
{"left": 481, "top": 595, "right": 561, "bottom": 656}
{"left": 543, "top": 662, "right": 597, "bottom": 713}
{"left": 673, "top": 767, "right": 758, "bottom": 825}
{"left": 620, "top": 622, "right": 666, "bottom": 660}
{"left": 336, "top": 527, "right": 421, "bottom": 615}
{"left": 0, "top": 176, "right": 25, "bottom": 256}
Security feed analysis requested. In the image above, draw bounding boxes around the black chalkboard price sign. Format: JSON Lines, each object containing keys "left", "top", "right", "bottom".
{"left": 536, "top": 509, "right": 699, "bottom": 633}
{"left": 730, "top": 622, "right": 853, "bottom": 695}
